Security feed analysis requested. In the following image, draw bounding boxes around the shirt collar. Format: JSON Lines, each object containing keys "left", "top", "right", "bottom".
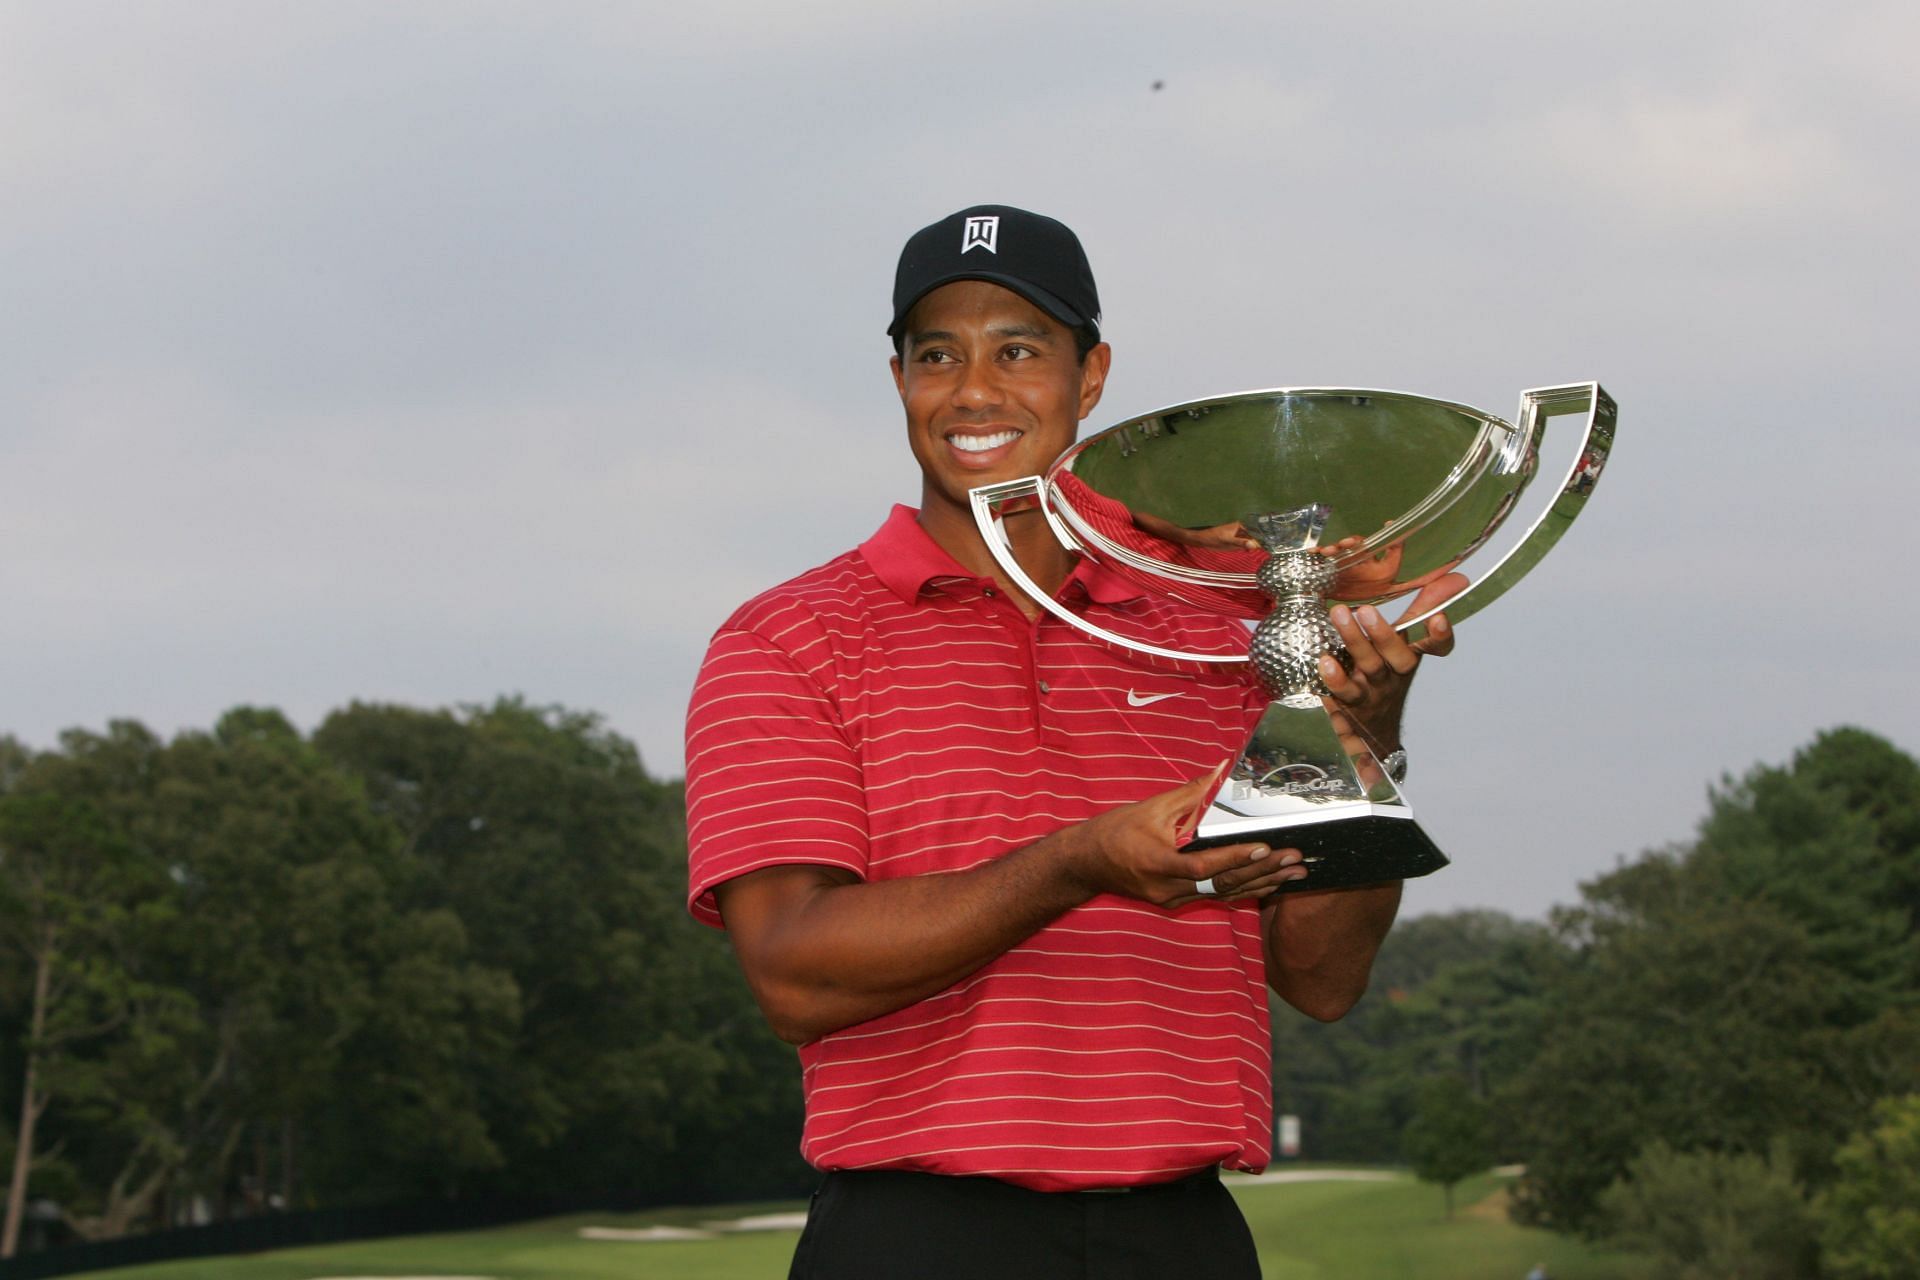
{"left": 859, "top": 504, "right": 1146, "bottom": 607}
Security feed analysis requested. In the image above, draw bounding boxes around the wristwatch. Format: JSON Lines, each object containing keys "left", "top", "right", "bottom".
{"left": 1381, "top": 748, "right": 1409, "bottom": 784}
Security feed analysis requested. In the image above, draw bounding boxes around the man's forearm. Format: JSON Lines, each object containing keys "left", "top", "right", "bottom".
{"left": 1261, "top": 881, "right": 1402, "bottom": 1022}
{"left": 716, "top": 772, "right": 1298, "bottom": 1045}
{"left": 719, "top": 830, "right": 1099, "bottom": 1045}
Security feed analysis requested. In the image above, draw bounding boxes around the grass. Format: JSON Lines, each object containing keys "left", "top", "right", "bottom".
{"left": 87, "top": 1173, "right": 1647, "bottom": 1279}
{"left": 1237, "top": 1172, "right": 1643, "bottom": 1280}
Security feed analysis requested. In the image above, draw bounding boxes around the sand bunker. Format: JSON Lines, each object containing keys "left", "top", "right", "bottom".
{"left": 709, "top": 1211, "right": 810, "bottom": 1231}
{"left": 577, "top": 1210, "right": 809, "bottom": 1242}
{"left": 579, "top": 1225, "right": 717, "bottom": 1241}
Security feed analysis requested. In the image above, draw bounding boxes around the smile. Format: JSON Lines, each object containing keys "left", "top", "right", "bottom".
{"left": 949, "top": 430, "right": 1022, "bottom": 454}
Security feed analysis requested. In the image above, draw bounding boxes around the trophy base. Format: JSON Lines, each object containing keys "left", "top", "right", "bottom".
{"left": 1182, "top": 699, "right": 1449, "bottom": 891}
{"left": 1185, "top": 807, "right": 1449, "bottom": 891}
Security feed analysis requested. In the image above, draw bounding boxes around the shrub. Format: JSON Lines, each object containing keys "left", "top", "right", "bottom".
{"left": 1597, "top": 1140, "right": 1815, "bottom": 1280}
{"left": 1818, "top": 1094, "right": 1920, "bottom": 1280}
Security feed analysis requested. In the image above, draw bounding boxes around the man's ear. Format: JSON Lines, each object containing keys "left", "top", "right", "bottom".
{"left": 890, "top": 353, "right": 906, "bottom": 402}
{"left": 1077, "top": 342, "right": 1112, "bottom": 421}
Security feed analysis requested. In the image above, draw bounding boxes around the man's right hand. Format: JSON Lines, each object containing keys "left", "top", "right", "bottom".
{"left": 1063, "top": 768, "right": 1309, "bottom": 907}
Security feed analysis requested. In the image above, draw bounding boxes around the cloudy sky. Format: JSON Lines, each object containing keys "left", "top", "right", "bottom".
{"left": 5, "top": 1, "right": 1915, "bottom": 920}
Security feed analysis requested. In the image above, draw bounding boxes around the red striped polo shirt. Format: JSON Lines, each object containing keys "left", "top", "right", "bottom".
{"left": 685, "top": 504, "right": 1273, "bottom": 1191}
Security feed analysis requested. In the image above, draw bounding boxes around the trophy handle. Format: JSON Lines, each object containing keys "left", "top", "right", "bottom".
{"left": 1394, "top": 381, "right": 1617, "bottom": 644}
{"left": 969, "top": 477, "right": 1247, "bottom": 665}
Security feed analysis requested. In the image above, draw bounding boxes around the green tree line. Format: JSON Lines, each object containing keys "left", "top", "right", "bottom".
{"left": 5, "top": 708, "right": 1917, "bottom": 1275}
{"left": 1271, "top": 726, "right": 1920, "bottom": 1277}
{"left": 0, "top": 700, "right": 807, "bottom": 1257}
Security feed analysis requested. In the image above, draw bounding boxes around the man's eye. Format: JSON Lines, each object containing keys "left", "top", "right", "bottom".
{"left": 921, "top": 350, "right": 954, "bottom": 363}
{"left": 1003, "top": 345, "right": 1034, "bottom": 360}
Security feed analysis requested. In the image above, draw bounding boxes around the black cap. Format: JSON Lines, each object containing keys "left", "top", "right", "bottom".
{"left": 888, "top": 205, "right": 1101, "bottom": 341}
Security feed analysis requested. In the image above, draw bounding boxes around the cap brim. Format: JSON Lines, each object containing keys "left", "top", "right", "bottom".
{"left": 888, "top": 271, "right": 1090, "bottom": 339}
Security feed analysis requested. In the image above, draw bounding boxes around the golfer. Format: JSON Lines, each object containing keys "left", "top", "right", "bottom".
{"left": 685, "top": 205, "right": 1454, "bottom": 1278}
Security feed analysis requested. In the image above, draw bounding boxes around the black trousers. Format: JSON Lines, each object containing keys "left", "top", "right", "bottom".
{"left": 786, "top": 1166, "right": 1263, "bottom": 1279}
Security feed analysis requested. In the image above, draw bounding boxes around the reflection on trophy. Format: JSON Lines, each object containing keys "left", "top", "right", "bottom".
{"left": 970, "top": 383, "right": 1618, "bottom": 890}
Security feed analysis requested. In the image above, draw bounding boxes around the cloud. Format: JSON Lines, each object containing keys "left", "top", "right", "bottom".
{"left": 1527, "top": 87, "right": 1864, "bottom": 226}
{"left": 4, "top": 0, "right": 1917, "bottom": 918}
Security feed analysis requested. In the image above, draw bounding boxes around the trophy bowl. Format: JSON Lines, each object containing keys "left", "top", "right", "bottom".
{"left": 969, "top": 382, "right": 1617, "bottom": 890}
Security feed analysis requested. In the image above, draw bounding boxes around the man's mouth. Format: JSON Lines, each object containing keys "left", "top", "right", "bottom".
{"left": 949, "top": 429, "right": 1022, "bottom": 454}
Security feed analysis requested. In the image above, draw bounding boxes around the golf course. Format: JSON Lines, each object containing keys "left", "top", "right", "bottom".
{"left": 87, "top": 1170, "right": 1646, "bottom": 1279}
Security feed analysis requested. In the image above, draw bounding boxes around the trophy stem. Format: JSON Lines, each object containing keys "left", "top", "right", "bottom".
{"left": 1250, "top": 550, "right": 1347, "bottom": 705}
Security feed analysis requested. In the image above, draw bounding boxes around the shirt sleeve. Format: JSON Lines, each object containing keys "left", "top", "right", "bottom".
{"left": 684, "top": 626, "right": 870, "bottom": 928}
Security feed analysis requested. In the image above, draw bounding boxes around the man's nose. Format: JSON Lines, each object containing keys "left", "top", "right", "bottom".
{"left": 951, "top": 359, "right": 1003, "bottom": 407}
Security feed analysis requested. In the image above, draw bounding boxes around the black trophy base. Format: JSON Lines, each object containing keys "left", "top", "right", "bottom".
{"left": 1184, "top": 813, "right": 1449, "bottom": 892}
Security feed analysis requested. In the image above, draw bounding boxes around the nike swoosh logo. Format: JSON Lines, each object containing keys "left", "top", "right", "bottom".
{"left": 1126, "top": 690, "right": 1180, "bottom": 707}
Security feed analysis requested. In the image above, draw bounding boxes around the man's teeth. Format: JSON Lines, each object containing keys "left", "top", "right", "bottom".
{"left": 951, "top": 430, "right": 1021, "bottom": 454}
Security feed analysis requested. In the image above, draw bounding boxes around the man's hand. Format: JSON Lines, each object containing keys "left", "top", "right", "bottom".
{"left": 1064, "top": 767, "right": 1309, "bottom": 906}
{"left": 1317, "top": 572, "right": 1465, "bottom": 752}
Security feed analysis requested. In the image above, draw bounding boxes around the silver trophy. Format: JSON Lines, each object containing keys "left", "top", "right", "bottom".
{"left": 969, "top": 382, "right": 1617, "bottom": 890}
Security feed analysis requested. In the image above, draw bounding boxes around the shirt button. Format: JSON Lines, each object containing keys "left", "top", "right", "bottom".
{"left": 1037, "top": 680, "right": 1051, "bottom": 694}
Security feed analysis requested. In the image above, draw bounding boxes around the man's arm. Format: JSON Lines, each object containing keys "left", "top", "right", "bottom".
{"left": 1260, "top": 580, "right": 1461, "bottom": 1019}
{"left": 715, "top": 770, "right": 1307, "bottom": 1045}
{"left": 1260, "top": 882, "right": 1403, "bottom": 1021}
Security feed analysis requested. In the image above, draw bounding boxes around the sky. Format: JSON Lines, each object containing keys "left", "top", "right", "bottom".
{"left": 5, "top": 0, "right": 1916, "bottom": 921}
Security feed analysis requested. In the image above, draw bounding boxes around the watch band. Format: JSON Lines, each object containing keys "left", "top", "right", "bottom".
{"left": 1381, "top": 748, "right": 1409, "bottom": 784}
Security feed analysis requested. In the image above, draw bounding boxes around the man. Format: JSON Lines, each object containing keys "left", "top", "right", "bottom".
{"left": 685, "top": 205, "right": 1456, "bottom": 1278}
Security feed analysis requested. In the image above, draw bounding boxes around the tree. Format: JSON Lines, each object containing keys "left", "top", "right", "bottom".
{"left": 0, "top": 712, "right": 528, "bottom": 1241}
{"left": 1402, "top": 1075, "right": 1492, "bottom": 1218}
{"left": 311, "top": 698, "right": 807, "bottom": 1201}
{"left": 137, "top": 707, "right": 520, "bottom": 1213}
{"left": 1, "top": 699, "right": 803, "bottom": 1245}
{"left": 1269, "top": 910, "right": 1556, "bottom": 1164}
{"left": 1598, "top": 1141, "right": 1816, "bottom": 1280}
{"left": 1505, "top": 729, "right": 1920, "bottom": 1234}
{"left": 1689, "top": 728, "right": 1920, "bottom": 1016}
{"left": 1505, "top": 869, "right": 1865, "bottom": 1232}
{"left": 0, "top": 727, "right": 179, "bottom": 1255}
{"left": 1818, "top": 1094, "right": 1920, "bottom": 1280}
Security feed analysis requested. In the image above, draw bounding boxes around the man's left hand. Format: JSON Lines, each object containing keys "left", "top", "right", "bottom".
{"left": 1317, "top": 572, "right": 1466, "bottom": 752}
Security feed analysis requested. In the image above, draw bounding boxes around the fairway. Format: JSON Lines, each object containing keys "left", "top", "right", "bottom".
{"left": 88, "top": 1173, "right": 1647, "bottom": 1279}
{"left": 1238, "top": 1172, "right": 1642, "bottom": 1280}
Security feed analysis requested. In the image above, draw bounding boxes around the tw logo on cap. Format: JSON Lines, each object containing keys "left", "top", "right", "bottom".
{"left": 961, "top": 215, "right": 999, "bottom": 254}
